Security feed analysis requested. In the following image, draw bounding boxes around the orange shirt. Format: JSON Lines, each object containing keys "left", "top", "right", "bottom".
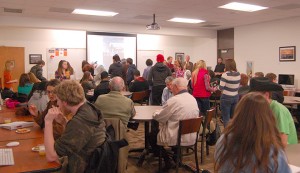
{"left": 3, "top": 70, "right": 13, "bottom": 89}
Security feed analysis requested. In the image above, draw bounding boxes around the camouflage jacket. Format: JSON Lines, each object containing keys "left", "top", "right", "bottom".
{"left": 54, "top": 102, "right": 106, "bottom": 173}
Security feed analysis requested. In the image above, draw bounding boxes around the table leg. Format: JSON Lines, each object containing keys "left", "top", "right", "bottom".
{"left": 136, "top": 121, "right": 150, "bottom": 167}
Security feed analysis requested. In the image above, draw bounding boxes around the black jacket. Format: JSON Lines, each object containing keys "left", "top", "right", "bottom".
{"left": 93, "top": 80, "right": 110, "bottom": 102}
{"left": 126, "top": 64, "right": 137, "bottom": 85}
{"left": 30, "top": 65, "right": 47, "bottom": 81}
{"left": 108, "top": 62, "right": 124, "bottom": 78}
{"left": 129, "top": 77, "right": 149, "bottom": 92}
{"left": 85, "top": 125, "right": 128, "bottom": 173}
{"left": 148, "top": 63, "right": 172, "bottom": 86}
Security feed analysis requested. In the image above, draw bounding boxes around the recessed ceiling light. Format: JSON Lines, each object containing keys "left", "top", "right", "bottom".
{"left": 168, "top": 18, "right": 205, "bottom": 24}
{"left": 72, "top": 9, "right": 118, "bottom": 16}
{"left": 219, "top": 2, "right": 268, "bottom": 12}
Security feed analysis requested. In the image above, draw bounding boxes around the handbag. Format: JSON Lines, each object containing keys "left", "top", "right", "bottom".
{"left": 206, "top": 119, "right": 221, "bottom": 146}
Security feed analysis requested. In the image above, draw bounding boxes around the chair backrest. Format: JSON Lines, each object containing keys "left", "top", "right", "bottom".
{"left": 205, "top": 108, "right": 215, "bottom": 128}
{"left": 131, "top": 91, "right": 146, "bottom": 102}
{"left": 143, "top": 90, "right": 151, "bottom": 99}
{"left": 179, "top": 116, "right": 203, "bottom": 135}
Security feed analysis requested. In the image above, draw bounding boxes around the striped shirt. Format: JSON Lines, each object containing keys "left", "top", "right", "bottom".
{"left": 219, "top": 71, "right": 241, "bottom": 97}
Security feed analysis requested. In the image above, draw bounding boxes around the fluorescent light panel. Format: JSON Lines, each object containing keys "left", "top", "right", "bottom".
{"left": 219, "top": 2, "right": 268, "bottom": 12}
{"left": 72, "top": 9, "right": 118, "bottom": 16}
{"left": 168, "top": 18, "right": 205, "bottom": 24}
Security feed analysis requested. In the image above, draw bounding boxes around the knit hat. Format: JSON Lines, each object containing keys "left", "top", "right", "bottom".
{"left": 156, "top": 54, "right": 164, "bottom": 63}
{"left": 249, "top": 77, "right": 283, "bottom": 92}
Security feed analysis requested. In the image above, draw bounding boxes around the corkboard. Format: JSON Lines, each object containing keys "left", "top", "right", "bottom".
{"left": 0, "top": 46, "right": 25, "bottom": 91}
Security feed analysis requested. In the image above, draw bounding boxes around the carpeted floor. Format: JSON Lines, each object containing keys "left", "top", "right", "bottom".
{"left": 126, "top": 122, "right": 217, "bottom": 173}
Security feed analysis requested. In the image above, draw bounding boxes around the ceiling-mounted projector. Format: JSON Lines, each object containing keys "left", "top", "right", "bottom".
{"left": 146, "top": 14, "right": 160, "bottom": 30}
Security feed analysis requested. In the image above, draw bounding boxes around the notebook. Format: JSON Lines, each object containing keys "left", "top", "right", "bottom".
{"left": 0, "top": 121, "right": 34, "bottom": 130}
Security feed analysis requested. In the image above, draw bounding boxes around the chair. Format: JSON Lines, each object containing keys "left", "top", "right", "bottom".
{"left": 104, "top": 118, "right": 129, "bottom": 173}
{"left": 158, "top": 116, "right": 203, "bottom": 173}
{"left": 200, "top": 108, "right": 216, "bottom": 164}
{"left": 209, "top": 90, "right": 221, "bottom": 115}
{"left": 131, "top": 91, "right": 146, "bottom": 105}
{"left": 142, "top": 89, "right": 151, "bottom": 105}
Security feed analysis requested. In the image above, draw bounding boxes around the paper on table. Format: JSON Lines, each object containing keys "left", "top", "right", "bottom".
{"left": 0, "top": 121, "right": 34, "bottom": 130}
{"left": 289, "top": 164, "right": 300, "bottom": 173}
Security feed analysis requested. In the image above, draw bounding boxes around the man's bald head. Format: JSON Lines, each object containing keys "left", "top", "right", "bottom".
{"left": 109, "top": 77, "right": 125, "bottom": 92}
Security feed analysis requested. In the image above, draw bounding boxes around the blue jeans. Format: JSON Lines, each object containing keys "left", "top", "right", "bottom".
{"left": 195, "top": 98, "right": 210, "bottom": 116}
{"left": 220, "top": 96, "right": 239, "bottom": 127}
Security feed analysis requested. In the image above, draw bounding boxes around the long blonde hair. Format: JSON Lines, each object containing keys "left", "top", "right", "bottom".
{"left": 192, "top": 60, "right": 206, "bottom": 85}
{"left": 28, "top": 72, "right": 41, "bottom": 83}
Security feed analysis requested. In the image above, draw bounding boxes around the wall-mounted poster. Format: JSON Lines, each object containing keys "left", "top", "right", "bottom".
{"left": 29, "top": 54, "right": 42, "bottom": 64}
{"left": 175, "top": 52, "right": 184, "bottom": 62}
{"left": 279, "top": 46, "right": 296, "bottom": 62}
{"left": 246, "top": 61, "right": 253, "bottom": 78}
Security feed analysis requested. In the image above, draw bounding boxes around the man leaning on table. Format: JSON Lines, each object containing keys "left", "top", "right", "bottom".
{"left": 149, "top": 77, "right": 199, "bottom": 171}
{"left": 44, "top": 80, "right": 106, "bottom": 173}
{"left": 249, "top": 77, "right": 298, "bottom": 147}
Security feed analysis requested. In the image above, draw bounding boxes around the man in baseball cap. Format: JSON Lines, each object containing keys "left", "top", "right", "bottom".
{"left": 249, "top": 77, "right": 297, "bottom": 147}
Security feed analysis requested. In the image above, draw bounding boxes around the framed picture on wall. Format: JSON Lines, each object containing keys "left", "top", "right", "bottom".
{"left": 175, "top": 52, "right": 184, "bottom": 62}
{"left": 279, "top": 46, "right": 296, "bottom": 62}
{"left": 29, "top": 54, "right": 43, "bottom": 64}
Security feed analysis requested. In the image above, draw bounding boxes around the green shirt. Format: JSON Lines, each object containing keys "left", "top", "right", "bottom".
{"left": 18, "top": 83, "right": 33, "bottom": 95}
{"left": 94, "top": 91, "right": 135, "bottom": 127}
{"left": 270, "top": 100, "right": 298, "bottom": 145}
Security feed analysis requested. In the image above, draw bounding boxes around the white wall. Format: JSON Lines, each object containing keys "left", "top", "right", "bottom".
{"left": 235, "top": 16, "right": 300, "bottom": 88}
{"left": 137, "top": 34, "right": 217, "bottom": 69}
{"left": 0, "top": 27, "right": 86, "bottom": 77}
{"left": 0, "top": 26, "right": 217, "bottom": 78}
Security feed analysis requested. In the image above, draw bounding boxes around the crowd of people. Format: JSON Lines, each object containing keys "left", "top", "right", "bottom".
{"left": 1, "top": 53, "right": 298, "bottom": 173}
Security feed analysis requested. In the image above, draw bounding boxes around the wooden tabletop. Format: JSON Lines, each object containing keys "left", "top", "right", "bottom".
{"left": 0, "top": 124, "right": 43, "bottom": 142}
{"left": 133, "top": 106, "right": 162, "bottom": 121}
{"left": 286, "top": 143, "right": 300, "bottom": 167}
{"left": 0, "top": 138, "right": 61, "bottom": 173}
{"left": 0, "top": 112, "right": 34, "bottom": 124}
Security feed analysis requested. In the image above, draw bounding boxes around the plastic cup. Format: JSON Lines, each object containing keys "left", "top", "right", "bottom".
{"left": 4, "top": 118, "right": 11, "bottom": 124}
{"left": 39, "top": 145, "right": 46, "bottom": 156}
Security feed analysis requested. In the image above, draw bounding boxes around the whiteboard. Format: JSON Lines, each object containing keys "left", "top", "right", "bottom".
{"left": 137, "top": 50, "right": 164, "bottom": 76}
{"left": 46, "top": 48, "right": 86, "bottom": 80}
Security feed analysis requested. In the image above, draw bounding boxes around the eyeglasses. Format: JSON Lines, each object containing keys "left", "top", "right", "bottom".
{"left": 47, "top": 90, "right": 54, "bottom": 94}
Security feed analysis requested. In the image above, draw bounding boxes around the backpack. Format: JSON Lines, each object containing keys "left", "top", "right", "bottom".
{"left": 206, "top": 120, "right": 221, "bottom": 146}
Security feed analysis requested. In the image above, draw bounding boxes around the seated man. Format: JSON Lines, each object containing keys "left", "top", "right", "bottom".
{"left": 250, "top": 77, "right": 298, "bottom": 147}
{"left": 44, "top": 80, "right": 106, "bottom": 173}
{"left": 93, "top": 71, "right": 110, "bottom": 102}
{"left": 149, "top": 77, "right": 199, "bottom": 171}
{"left": 128, "top": 70, "right": 149, "bottom": 92}
{"left": 94, "top": 76, "right": 135, "bottom": 127}
{"left": 161, "top": 76, "right": 174, "bottom": 105}
{"left": 265, "top": 73, "right": 284, "bottom": 103}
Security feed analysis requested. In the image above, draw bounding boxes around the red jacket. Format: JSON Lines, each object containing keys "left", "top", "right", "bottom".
{"left": 192, "top": 69, "right": 211, "bottom": 98}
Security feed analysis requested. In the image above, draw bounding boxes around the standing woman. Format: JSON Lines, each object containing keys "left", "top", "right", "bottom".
{"left": 174, "top": 60, "right": 185, "bottom": 78}
{"left": 192, "top": 60, "right": 216, "bottom": 115}
{"left": 55, "top": 60, "right": 71, "bottom": 80}
{"left": 214, "top": 93, "right": 291, "bottom": 173}
{"left": 3, "top": 60, "right": 18, "bottom": 91}
{"left": 219, "top": 59, "right": 240, "bottom": 127}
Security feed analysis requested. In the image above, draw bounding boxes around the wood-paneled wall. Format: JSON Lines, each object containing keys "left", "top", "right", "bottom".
{"left": 0, "top": 46, "right": 25, "bottom": 91}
